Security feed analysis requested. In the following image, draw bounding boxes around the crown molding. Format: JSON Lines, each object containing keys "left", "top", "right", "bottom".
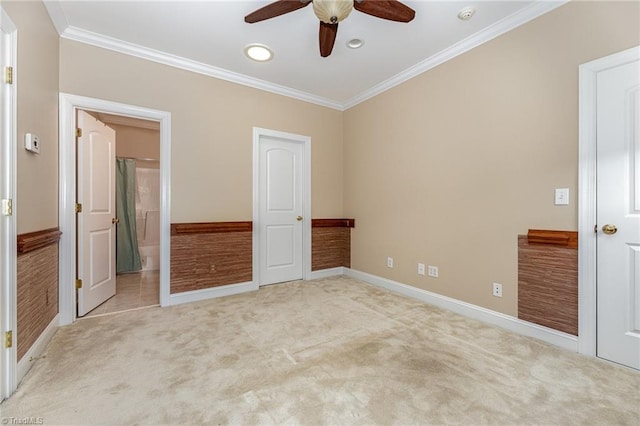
{"left": 60, "top": 26, "right": 344, "bottom": 111}
{"left": 342, "top": 0, "right": 569, "bottom": 110}
{"left": 48, "top": 0, "right": 567, "bottom": 112}
{"left": 43, "top": 0, "right": 68, "bottom": 35}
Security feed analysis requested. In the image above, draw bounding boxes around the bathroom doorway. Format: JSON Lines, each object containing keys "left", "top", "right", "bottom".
{"left": 58, "top": 93, "right": 171, "bottom": 326}
{"left": 78, "top": 110, "right": 161, "bottom": 318}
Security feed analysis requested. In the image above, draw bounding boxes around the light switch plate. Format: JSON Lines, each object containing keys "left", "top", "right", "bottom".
{"left": 25, "top": 133, "right": 40, "bottom": 154}
{"left": 554, "top": 188, "right": 569, "bottom": 205}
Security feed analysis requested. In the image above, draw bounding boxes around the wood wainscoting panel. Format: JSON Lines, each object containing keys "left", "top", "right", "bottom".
{"left": 311, "top": 218, "right": 355, "bottom": 228}
{"left": 170, "top": 225, "right": 252, "bottom": 294}
{"left": 171, "top": 221, "right": 252, "bottom": 235}
{"left": 518, "top": 234, "right": 578, "bottom": 335}
{"left": 311, "top": 219, "right": 353, "bottom": 271}
{"left": 17, "top": 243, "right": 59, "bottom": 361}
{"left": 527, "top": 229, "right": 578, "bottom": 249}
{"left": 17, "top": 227, "right": 62, "bottom": 255}
{"left": 171, "top": 219, "right": 354, "bottom": 291}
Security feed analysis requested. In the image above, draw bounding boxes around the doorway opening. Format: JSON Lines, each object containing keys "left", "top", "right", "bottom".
{"left": 59, "top": 93, "right": 171, "bottom": 326}
{"left": 79, "top": 110, "right": 161, "bottom": 318}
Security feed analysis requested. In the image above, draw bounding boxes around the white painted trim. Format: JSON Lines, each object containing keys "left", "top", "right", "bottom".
{"left": 43, "top": 1, "right": 565, "bottom": 112}
{"left": 168, "top": 281, "right": 257, "bottom": 306}
{"left": 308, "top": 267, "right": 346, "bottom": 280}
{"left": 16, "top": 315, "right": 59, "bottom": 385}
{"left": 60, "top": 26, "right": 343, "bottom": 111}
{"left": 59, "top": 93, "right": 171, "bottom": 326}
{"left": 252, "top": 127, "right": 312, "bottom": 287}
{"left": 577, "top": 46, "right": 640, "bottom": 357}
{"left": 42, "top": 0, "right": 68, "bottom": 35}
{"left": 345, "top": 268, "right": 578, "bottom": 352}
{"left": 342, "top": 1, "right": 568, "bottom": 109}
{"left": 0, "top": 7, "right": 17, "bottom": 401}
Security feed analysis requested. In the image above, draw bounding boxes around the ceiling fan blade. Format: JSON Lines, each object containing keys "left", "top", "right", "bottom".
{"left": 354, "top": 0, "right": 415, "bottom": 23}
{"left": 319, "top": 22, "right": 338, "bottom": 57}
{"left": 245, "top": 0, "right": 312, "bottom": 24}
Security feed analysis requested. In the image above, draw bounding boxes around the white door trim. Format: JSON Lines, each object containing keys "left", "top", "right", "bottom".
{"left": 252, "top": 127, "right": 311, "bottom": 286}
{"left": 0, "top": 6, "right": 17, "bottom": 400}
{"left": 578, "top": 45, "right": 640, "bottom": 357}
{"left": 59, "top": 93, "right": 171, "bottom": 325}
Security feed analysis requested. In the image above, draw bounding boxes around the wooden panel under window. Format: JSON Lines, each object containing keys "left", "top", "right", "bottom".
{"left": 518, "top": 232, "right": 578, "bottom": 335}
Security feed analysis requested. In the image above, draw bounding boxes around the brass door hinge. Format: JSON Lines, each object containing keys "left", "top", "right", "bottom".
{"left": 75, "top": 203, "right": 82, "bottom": 213}
{"left": 76, "top": 128, "right": 82, "bottom": 138}
{"left": 5, "top": 66, "right": 13, "bottom": 84}
{"left": 1, "top": 199, "right": 12, "bottom": 216}
{"left": 4, "top": 330, "right": 12, "bottom": 348}
{"left": 76, "top": 279, "right": 82, "bottom": 289}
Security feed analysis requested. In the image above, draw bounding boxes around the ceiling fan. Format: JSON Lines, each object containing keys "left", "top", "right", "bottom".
{"left": 245, "top": 0, "right": 416, "bottom": 57}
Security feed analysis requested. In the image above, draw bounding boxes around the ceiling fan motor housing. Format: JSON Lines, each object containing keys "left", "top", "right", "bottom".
{"left": 313, "top": 0, "right": 354, "bottom": 24}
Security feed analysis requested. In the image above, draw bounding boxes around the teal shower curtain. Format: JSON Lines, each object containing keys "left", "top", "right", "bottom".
{"left": 116, "top": 159, "right": 142, "bottom": 273}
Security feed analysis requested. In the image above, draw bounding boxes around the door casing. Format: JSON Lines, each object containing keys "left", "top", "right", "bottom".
{"left": 578, "top": 45, "right": 640, "bottom": 357}
{"left": 0, "top": 6, "right": 17, "bottom": 400}
{"left": 59, "top": 93, "right": 172, "bottom": 325}
{"left": 252, "top": 127, "right": 311, "bottom": 286}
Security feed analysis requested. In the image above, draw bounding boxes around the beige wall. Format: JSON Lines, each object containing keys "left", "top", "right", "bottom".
{"left": 4, "top": 1, "right": 59, "bottom": 234}
{"left": 9, "top": 0, "right": 639, "bottom": 317}
{"left": 343, "top": 1, "right": 640, "bottom": 316}
{"left": 112, "top": 124, "right": 160, "bottom": 169}
{"left": 59, "top": 41, "right": 344, "bottom": 223}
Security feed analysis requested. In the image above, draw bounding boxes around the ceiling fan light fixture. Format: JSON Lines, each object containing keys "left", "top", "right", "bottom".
{"left": 313, "top": 0, "right": 353, "bottom": 24}
{"left": 347, "top": 38, "right": 364, "bottom": 49}
{"left": 244, "top": 43, "right": 274, "bottom": 62}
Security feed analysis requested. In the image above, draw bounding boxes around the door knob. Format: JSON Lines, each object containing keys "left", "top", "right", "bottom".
{"left": 602, "top": 224, "right": 617, "bottom": 235}
{"left": 112, "top": 218, "right": 120, "bottom": 224}
{"left": 296, "top": 216, "right": 303, "bottom": 221}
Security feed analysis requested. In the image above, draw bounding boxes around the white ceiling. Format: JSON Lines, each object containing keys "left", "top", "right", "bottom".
{"left": 44, "top": 0, "right": 566, "bottom": 110}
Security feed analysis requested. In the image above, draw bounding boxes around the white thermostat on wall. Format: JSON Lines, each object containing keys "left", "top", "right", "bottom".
{"left": 25, "top": 133, "right": 40, "bottom": 154}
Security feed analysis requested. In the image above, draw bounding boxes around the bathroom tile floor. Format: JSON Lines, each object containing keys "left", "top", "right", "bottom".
{"left": 83, "top": 271, "right": 159, "bottom": 318}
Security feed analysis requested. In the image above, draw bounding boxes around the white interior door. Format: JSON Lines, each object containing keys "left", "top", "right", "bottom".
{"left": 596, "top": 57, "right": 640, "bottom": 370}
{"left": 258, "top": 136, "right": 304, "bottom": 286}
{"left": 77, "top": 110, "right": 116, "bottom": 316}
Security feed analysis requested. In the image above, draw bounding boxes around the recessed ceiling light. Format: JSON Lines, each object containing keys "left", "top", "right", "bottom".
{"left": 244, "top": 44, "right": 273, "bottom": 62}
{"left": 346, "top": 38, "right": 364, "bottom": 49}
{"left": 457, "top": 7, "right": 476, "bottom": 21}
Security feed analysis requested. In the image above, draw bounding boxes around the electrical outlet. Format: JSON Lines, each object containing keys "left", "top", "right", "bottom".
{"left": 492, "top": 282, "right": 503, "bottom": 297}
{"left": 427, "top": 266, "right": 438, "bottom": 278}
{"left": 387, "top": 257, "right": 394, "bottom": 268}
{"left": 418, "top": 263, "right": 425, "bottom": 275}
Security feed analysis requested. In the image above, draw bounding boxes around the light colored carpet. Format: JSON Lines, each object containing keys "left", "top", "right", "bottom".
{"left": 2, "top": 276, "right": 639, "bottom": 425}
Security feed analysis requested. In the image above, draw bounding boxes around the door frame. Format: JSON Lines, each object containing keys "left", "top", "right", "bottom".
{"left": 0, "top": 7, "right": 17, "bottom": 400}
{"left": 59, "top": 93, "right": 171, "bottom": 325}
{"left": 252, "top": 127, "right": 311, "bottom": 286}
{"left": 578, "top": 45, "right": 640, "bottom": 357}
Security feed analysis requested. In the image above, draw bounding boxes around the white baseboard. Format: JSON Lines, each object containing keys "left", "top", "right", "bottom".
{"left": 168, "top": 281, "right": 257, "bottom": 306}
{"left": 344, "top": 268, "right": 578, "bottom": 352}
{"left": 308, "top": 267, "right": 345, "bottom": 280}
{"left": 17, "top": 314, "right": 59, "bottom": 384}
{"left": 169, "top": 268, "right": 346, "bottom": 306}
